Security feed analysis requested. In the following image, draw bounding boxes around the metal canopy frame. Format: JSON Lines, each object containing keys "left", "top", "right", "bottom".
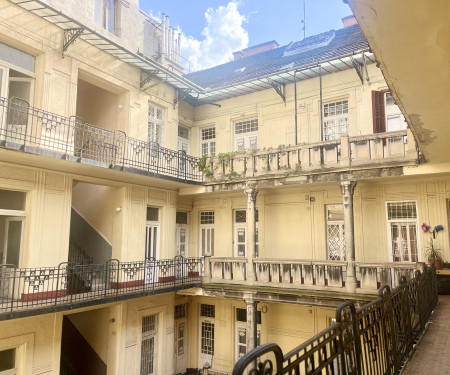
{"left": 11, "top": 0, "right": 203, "bottom": 93}
{"left": 187, "top": 50, "right": 375, "bottom": 105}
{"left": 11, "top": 0, "right": 374, "bottom": 107}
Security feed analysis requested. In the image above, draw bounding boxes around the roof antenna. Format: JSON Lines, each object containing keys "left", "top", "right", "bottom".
{"left": 301, "top": 0, "right": 306, "bottom": 40}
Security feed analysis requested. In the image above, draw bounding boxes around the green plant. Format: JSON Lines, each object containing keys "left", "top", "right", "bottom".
{"left": 424, "top": 237, "right": 443, "bottom": 261}
{"left": 197, "top": 155, "right": 212, "bottom": 177}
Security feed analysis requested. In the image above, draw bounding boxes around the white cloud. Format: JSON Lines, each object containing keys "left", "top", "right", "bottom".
{"left": 181, "top": 2, "right": 249, "bottom": 72}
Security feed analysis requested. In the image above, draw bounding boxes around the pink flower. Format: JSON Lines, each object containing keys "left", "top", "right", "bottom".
{"left": 422, "top": 223, "right": 431, "bottom": 232}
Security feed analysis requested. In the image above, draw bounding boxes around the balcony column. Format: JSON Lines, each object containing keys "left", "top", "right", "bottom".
{"left": 244, "top": 292, "right": 258, "bottom": 353}
{"left": 244, "top": 182, "right": 258, "bottom": 283}
{"left": 340, "top": 179, "right": 357, "bottom": 293}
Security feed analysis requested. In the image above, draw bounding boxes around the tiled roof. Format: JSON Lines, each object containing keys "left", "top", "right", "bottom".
{"left": 184, "top": 24, "right": 368, "bottom": 90}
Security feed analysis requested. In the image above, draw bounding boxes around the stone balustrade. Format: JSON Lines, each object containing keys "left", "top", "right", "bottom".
{"left": 203, "top": 256, "right": 424, "bottom": 295}
{"left": 202, "top": 130, "right": 418, "bottom": 184}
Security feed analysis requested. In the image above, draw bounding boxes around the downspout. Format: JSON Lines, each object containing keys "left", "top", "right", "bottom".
{"left": 294, "top": 70, "right": 298, "bottom": 145}
{"left": 319, "top": 65, "right": 323, "bottom": 141}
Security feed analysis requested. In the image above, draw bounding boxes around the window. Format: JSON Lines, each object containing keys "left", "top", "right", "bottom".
{"left": 323, "top": 100, "right": 349, "bottom": 141}
{"left": 200, "top": 211, "right": 214, "bottom": 256}
{"left": 234, "top": 210, "right": 259, "bottom": 258}
{"left": 175, "top": 304, "right": 187, "bottom": 319}
{"left": 234, "top": 119, "right": 258, "bottom": 151}
{"left": 176, "top": 212, "right": 188, "bottom": 257}
{"left": 199, "top": 304, "right": 215, "bottom": 367}
{"left": 146, "top": 207, "right": 159, "bottom": 260}
{"left": 140, "top": 315, "right": 157, "bottom": 375}
{"left": 201, "top": 127, "right": 216, "bottom": 156}
{"left": 0, "top": 190, "right": 26, "bottom": 268}
{"left": 326, "top": 205, "right": 345, "bottom": 261}
{"left": 386, "top": 201, "right": 419, "bottom": 262}
{"left": 372, "top": 91, "right": 407, "bottom": 133}
{"left": 235, "top": 308, "right": 261, "bottom": 361}
{"left": 94, "top": 0, "right": 118, "bottom": 34}
{"left": 148, "top": 103, "right": 164, "bottom": 146}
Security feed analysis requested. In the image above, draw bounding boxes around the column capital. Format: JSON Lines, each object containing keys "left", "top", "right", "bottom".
{"left": 339, "top": 179, "right": 357, "bottom": 196}
{"left": 244, "top": 182, "right": 259, "bottom": 203}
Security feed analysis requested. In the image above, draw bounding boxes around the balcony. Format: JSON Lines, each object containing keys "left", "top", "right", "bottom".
{"left": 0, "top": 97, "right": 203, "bottom": 184}
{"left": 202, "top": 130, "right": 419, "bottom": 187}
{"left": 0, "top": 256, "right": 203, "bottom": 320}
{"left": 204, "top": 257, "right": 424, "bottom": 296}
{"left": 232, "top": 265, "right": 438, "bottom": 374}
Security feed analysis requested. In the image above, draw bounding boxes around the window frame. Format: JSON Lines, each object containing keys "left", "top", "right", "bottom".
{"left": 322, "top": 100, "right": 349, "bottom": 141}
{"left": 200, "top": 127, "right": 216, "bottom": 156}
{"left": 94, "top": 0, "right": 119, "bottom": 34}
{"left": 326, "top": 204, "right": 346, "bottom": 261}
{"left": 147, "top": 102, "right": 165, "bottom": 147}
{"left": 199, "top": 211, "right": 214, "bottom": 257}
{"left": 233, "top": 209, "right": 259, "bottom": 258}
{"left": 385, "top": 200, "right": 420, "bottom": 263}
{"left": 233, "top": 119, "right": 258, "bottom": 152}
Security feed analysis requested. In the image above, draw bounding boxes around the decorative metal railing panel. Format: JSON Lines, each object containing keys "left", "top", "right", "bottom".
{"left": 232, "top": 265, "right": 438, "bottom": 375}
{"left": 0, "top": 257, "right": 202, "bottom": 319}
{"left": 0, "top": 97, "right": 203, "bottom": 183}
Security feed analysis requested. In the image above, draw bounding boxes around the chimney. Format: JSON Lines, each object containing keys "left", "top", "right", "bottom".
{"left": 232, "top": 40, "right": 279, "bottom": 61}
{"left": 342, "top": 15, "right": 358, "bottom": 28}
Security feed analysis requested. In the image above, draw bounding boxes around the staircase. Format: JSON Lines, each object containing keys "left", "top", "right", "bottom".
{"left": 60, "top": 315, "right": 107, "bottom": 375}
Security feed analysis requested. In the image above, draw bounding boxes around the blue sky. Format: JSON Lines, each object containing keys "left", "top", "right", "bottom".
{"left": 139, "top": 1, "right": 352, "bottom": 71}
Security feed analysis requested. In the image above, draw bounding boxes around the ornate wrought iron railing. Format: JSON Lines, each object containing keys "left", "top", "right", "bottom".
{"left": 232, "top": 265, "right": 437, "bottom": 375}
{"left": 0, "top": 256, "right": 202, "bottom": 319}
{"left": 0, "top": 96, "right": 203, "bottom": 183}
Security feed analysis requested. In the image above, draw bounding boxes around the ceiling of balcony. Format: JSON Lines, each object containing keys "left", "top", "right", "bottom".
{"left": 346, "top": 0, "right": 450, "bottom": 163}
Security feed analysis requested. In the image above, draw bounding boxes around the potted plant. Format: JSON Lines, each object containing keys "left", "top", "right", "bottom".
{"left": 422, "top": 223, "right": 445, "bottom": 269}
{"left": 425, "top": 237, "right": 443, "bottom": 269}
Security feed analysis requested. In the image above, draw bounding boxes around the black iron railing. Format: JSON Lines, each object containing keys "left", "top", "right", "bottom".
{"left": 232, "top": 265, "right": 438, "bottom": 375}
{"left": 0, "top": 97, "right": 203, "bottom": 183}
{"left": 0, "top": 256, "right": 202, "bottom": 319}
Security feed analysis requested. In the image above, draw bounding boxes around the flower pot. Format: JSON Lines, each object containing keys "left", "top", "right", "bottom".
{"left": 429, "top": 258, "right": 444, "bottom": 270}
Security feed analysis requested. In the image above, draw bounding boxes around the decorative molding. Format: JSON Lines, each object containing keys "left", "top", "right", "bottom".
{"left": 44, "top": 172, "right": 65, "bottom": 191}
{"left": 0, "top": 165, "right": 36, "bottom": 182}
{"left": 125, "top": 338, "right": 137, "bottom": 347}
{"left": 32, "top": 363, "right": 52, "bottom": 375}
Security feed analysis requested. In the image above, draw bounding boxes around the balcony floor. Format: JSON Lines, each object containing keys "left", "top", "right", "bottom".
{"left": 403, "top": 295, "right": 450, "bottom": 374}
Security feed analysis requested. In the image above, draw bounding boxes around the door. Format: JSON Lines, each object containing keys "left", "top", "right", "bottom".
{"left": 178, "top": 125, "right": 190, "bottom": 176}
{"left": 145, "top": 209, "right": 159, "bottom": 284}
{"left": 7, "top": 78, "right": 34, "bottom": 144}
{"left": 1, "top": 217, "right": 24, "bottom": 299}
{"left": 235, "top": 322, "right": 261, "bottom": 362}
{"left": 234, "top": 224, "right": 247, "bottom": 257}
{"left": 199, "top": 317, "right": 215, "bottom": 368}
{"left": 175, "top": 321, "right": 186, "bottom": 373}
{"left": 176, "top": 225, "right": 188, "bottom": 257}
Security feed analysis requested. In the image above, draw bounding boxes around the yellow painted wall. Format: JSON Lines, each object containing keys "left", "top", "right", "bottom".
{"left": 0, "top": 314, "right": 62, "bottom": 374}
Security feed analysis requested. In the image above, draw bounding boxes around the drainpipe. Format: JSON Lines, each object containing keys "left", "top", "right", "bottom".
{"left": 319, "top": 65, "right": 323, "bottom": 141}
{"left": 294, "top": 70, "right": 298, "bottom": 145}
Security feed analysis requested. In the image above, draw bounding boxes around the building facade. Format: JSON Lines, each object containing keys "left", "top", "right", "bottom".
{"left": 0, "top": 0, "right": 448, "bottom": 374}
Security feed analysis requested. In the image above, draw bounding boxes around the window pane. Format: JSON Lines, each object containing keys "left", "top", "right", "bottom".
{"left": 235, "top": 119, "right": 258, "bottom": 134}
{"left": 387, "top": 201, "right": 417, "bottom": 220}
{"left": 0, "top": 42, "right": 35, "bottom": 73}
{"left": 0, "top": 348, "right": 15, "bottom": 371}
{"left": 200, "top": 211, "right": 214, "bottom": 224}
{"left": 147, "top": 207, "right": 158, "bottom": 221}
{"left": 176, "top": 211, "right": 188, "bottom": 224}
{"left": 200, "top": 304, "right": 215, "bottom": 318}
{"left": 0, "top": 189, "right": 25, "bottom": 211}
{"left": 235, "top": 210, "right": 246, "bottom": 223}
{"left": 106, "top": 0, "right": 115, "bottom": 33}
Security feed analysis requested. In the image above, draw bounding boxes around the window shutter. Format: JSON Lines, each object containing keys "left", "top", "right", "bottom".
{"left": 372, "top": 90, "right": 386, "bottom": 133}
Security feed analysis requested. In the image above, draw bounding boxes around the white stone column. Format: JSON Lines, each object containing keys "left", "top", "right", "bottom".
{"left": 244, "top": 293, "right": 258, "bottom": 353}
{"left": 340, "top": 179, "right": 357, "bottom": 293}
{"left": 244, "top": 182, "right": 258, "bottom": 283}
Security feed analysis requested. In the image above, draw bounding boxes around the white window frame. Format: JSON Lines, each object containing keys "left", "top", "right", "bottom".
{"left": 145, "top": 207, "right": 160, "bottom": 260}
{"left": 233, "top": 210, "right": 259, "bottom": 258}
{"left": 176, "top": 211, "right": 188, "bottom": 257}
{"left": 322, "top": 100, "right": 349, "bottom": 141}
{"left": 234, "top": 119, "right": 258, "bottom": 152}
{"left": 137, "top": 306, "right": 166, "bottom": 375}
{"left": 326, "top": 204, "right": 346, "bottom": 261}
{"left": 199, "top": 211, "right": 214, "bottom": 257}
{"left": 199, "top": 303, "right": 215, "bottom": 368}
{"left": 94, "top": 0, "right": 118, "bottom": 34}
{"left": 234, "top": 308, "right": 261, "bottom": 362}
{"left": 384, "top": 92, "right": 408, "bottom": 132}
{"left": 201, "top": 127, "right": 216, "bottom": 156}
{"left": 386, "top": 201, "right": 420, "bottom": 263}
{"left": 147, "top": 102, "right": 164, "bottom": 147}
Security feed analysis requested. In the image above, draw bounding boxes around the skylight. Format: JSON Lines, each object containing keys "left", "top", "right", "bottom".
{"left": 284, "top": 30, "right": 336, "bottom": 57}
